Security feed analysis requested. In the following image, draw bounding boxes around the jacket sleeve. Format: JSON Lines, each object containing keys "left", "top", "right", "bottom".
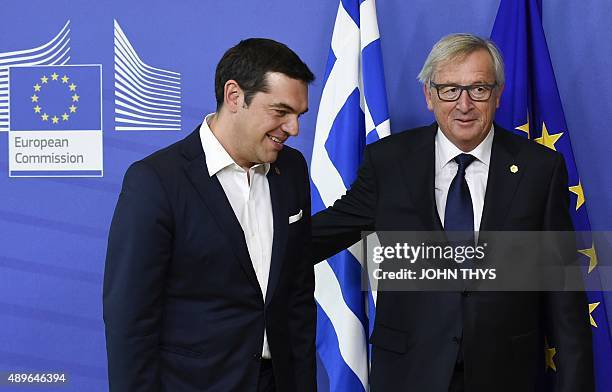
{"left": 103, "top": 161, "right": 174, "bottom": 392}
{"left": 543, "top": 153, "right": 594, "bottom": 392}
{"left": 311, "top": 146, "right": 378, "bottom": 263}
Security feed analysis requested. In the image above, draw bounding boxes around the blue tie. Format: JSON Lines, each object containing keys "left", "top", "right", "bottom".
{"left": 444, "top": 153, "right": 476, "bottom": 368}
{"left": 444, "top": 153, "right": 476, "bottom": 237}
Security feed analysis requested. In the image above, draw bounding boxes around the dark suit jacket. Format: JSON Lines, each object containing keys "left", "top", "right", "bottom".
{"left": 103, "top": 128, "right": 316, "bottom": 392}
{"left": 312, "top": 124, "right": 593, "bottom": 392}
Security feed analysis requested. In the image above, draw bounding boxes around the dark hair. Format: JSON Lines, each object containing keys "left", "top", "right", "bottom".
{"left": 215, "top": 38, "right": 315, "bottom": 110}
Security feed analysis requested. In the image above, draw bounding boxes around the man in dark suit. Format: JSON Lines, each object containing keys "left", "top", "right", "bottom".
{"left": 104, "top": 38, "right": 316, "bottom": 392}
{"left": 312, "top": 34, "right": 593, "bottom": 391}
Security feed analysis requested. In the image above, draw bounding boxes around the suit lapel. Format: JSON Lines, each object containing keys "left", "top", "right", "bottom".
{"left": 480, "top": 127, "right": 524, "bottom": 231}
{"left": 181, "top": 129, "right": 260, "bottom": 292}
{"left": 400, "top": 124, "right": 443, "bottom": 231}
{"left": 265, "top": 162, "right": 287, "bottom": 305}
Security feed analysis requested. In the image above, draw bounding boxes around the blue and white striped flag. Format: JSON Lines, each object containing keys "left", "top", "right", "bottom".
{"left": 311, "top": 1, "right": 390, "bottom": 391}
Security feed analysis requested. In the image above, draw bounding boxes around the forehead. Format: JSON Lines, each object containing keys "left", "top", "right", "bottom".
{"left": 257, "top": 72, "right": 308, "bottom": 112}
{"left": 433, "top": 49, "right": 496, "bottom": 84}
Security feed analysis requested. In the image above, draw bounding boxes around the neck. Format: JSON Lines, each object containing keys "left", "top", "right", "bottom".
{"left": 208, "top": 113, "right": 253, "bottom": 170}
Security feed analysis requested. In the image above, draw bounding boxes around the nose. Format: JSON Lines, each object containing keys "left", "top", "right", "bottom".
{"left": 281, "top": 115, "right": 299, "bottom": 136}
{"left": 455, "top": 90, "right": 473, "bottom": 113}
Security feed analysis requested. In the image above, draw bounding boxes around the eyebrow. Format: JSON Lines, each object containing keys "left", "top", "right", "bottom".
{"left": 435, "top": 79, "right": 494, "bottom": 85}
{"left": 269, "top": 102, "right": 308, "bottom": 115}
{"left": 435, "top": 82, "right": 496, "bottom": 86}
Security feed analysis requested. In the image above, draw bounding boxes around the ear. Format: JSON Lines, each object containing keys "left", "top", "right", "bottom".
{"left": 495, "top": 83, "right": 505, "bottom": 109}
{"left": 423, "top": 83, "right": 434, "bottom": 112}
{"left": 223, "top": 80, "right": 243, "bottom": 113}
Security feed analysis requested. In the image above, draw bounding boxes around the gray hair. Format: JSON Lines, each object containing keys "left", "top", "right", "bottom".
{"left": 417, "top": 33, "right": 505, "bottom": 86}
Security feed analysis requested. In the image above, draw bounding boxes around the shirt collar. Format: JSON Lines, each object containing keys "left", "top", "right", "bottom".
{"left": 436, "top": 124, "right": 494, "bottom": 169}
{"left": 199, "top": 113, "right": 270, "bottom": 177}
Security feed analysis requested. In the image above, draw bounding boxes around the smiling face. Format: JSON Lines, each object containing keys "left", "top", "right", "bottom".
{"left": 222, "top": 72, "right": 309, "bottom": 168}
{"left": 423, "top": 49, "right": 503, "bottom": 152}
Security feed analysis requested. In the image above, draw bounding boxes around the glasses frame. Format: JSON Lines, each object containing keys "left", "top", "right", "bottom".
{"left": 429, "top": 81, "right": 498, "bottom": 102}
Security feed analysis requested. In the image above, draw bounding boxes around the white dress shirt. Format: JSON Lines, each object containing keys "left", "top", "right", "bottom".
{"left": 199, "top": 114, "right": 274, "bottom": 359}
{"left": 434, "top": 126, "right": 494, "bottom": 232}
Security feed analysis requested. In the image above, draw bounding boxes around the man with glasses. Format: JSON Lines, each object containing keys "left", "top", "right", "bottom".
{"left": 311, "top": 34, "right": 593, "bottom": 391}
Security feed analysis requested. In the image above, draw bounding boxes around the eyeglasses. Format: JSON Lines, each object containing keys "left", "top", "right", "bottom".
{"left": 429, "top": 81, "right": 497, "bottom": 102}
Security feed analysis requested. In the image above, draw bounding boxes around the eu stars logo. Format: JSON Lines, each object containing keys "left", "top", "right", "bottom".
{"left": 30, "top": 72, "right": 79, "bottom": 125}
{"left": 10, "top": 65, "right": 100, "bottom": 132}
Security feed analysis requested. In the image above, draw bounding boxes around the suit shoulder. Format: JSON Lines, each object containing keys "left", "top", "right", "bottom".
{"left": 496, "top": 127, "right": 563, "bottom": 164}
{"left": 366, "top": 125, "right": 435, "bottom": 157}
{"left": 140, "top": 136, "right": 186, "bottom": 168}
{"left": 276, "top": 145, "right": 308, "bottom": 169}
{"left": 278, "top": 144, "right": 305, "bottom": 159}
{"left": 117, "top": 134, "right": 195, "bottom": 199}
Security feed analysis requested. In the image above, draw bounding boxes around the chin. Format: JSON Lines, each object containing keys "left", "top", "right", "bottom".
{"left": 263, "top": 153, "right": 279, "bottom": 164}
{"left": 454, "top": 126, "right": 484, "bottom": 138}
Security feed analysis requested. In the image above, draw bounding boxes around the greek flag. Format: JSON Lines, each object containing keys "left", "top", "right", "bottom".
{"left": 310, "top": 0, "right": 390, "bottom": 391}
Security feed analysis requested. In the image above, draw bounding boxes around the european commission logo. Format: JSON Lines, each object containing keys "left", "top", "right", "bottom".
{"left": 2, "top": 21, "right": 104, "bottom": 177}
{"left": 2, "top": 18, "right": 182, "bottom": 177}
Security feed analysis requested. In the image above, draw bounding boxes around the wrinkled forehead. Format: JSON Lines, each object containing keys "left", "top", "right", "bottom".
{"left": 432, "top": 49, "right": 496, "bottom": 82}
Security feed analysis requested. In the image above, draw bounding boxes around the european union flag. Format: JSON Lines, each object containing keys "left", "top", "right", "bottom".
{"left": 9, "top": 65, "right": 101, "bottom": 131}
{"left": 491, "top": 0, "right": 612, "bottom": 390}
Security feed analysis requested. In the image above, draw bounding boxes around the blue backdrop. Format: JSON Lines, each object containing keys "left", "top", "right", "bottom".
{"left": 1, "top": 1, "right": 611, "bottom": 390}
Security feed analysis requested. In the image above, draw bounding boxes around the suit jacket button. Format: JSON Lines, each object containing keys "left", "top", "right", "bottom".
{"left": 462, "top": 290, "right": 471, "bottom": 297}
{"left": 252, "top": 353, "right": 260, "bottom": 360}
{"left": 452, "top": 336, "right": 461, "bottom": 344}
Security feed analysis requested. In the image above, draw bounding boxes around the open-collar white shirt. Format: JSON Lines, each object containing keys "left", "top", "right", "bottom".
{"left": 199, "top": 114, "right": 274, "bottom": 359}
